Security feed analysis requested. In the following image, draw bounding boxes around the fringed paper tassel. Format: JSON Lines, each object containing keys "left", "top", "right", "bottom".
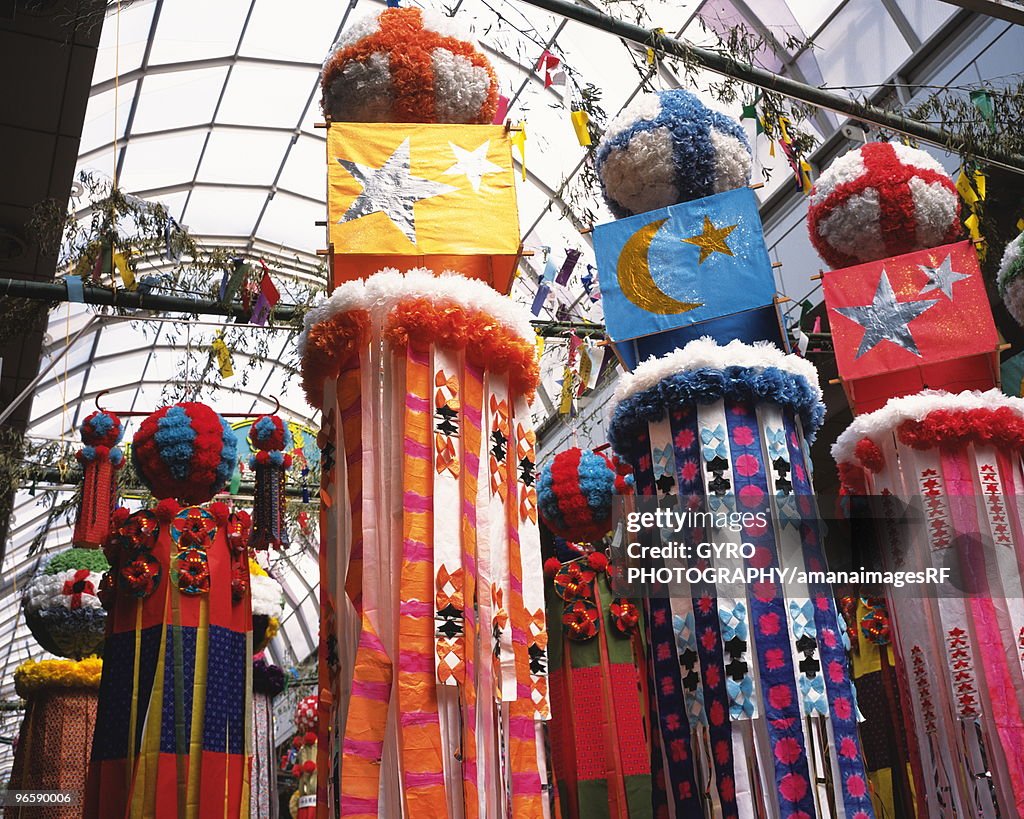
{"left": 249, "top": 414, "right": 292, "bottom": 550}
{"left": 73, "top": 410, "right": 125, "bottom": 547}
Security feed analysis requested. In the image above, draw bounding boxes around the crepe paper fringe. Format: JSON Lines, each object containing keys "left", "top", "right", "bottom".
{"left": 833, "top": 389, "right": 1024, "bottom": 473}
{"left": 321, "top": 6, "right": 498, "bottom": 124}
{"left": 300, "top": 271, "right": 541, "bottom": 409}
{"left": 383, "top": 298, "right": 539, "bottom": 398}
{"left": 15, "top": 657, "right": 103, "bottom": 696}
{"left": 610, "top": 365, "right": 824, "bottom": 457}
{"left": 298, "top": 268, "right": 535, "bottom": 359}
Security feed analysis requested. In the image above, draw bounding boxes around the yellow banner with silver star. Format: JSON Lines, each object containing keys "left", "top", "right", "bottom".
{"left": 327, "top": 122, "right": 521, "bottom": 293}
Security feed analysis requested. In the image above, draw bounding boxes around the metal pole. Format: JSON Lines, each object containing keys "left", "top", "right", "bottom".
{"left": 513, "top": 0, "right": 1024, "bottom": 175}
{"left": 0, "top": 276, "right": 608, "bottom": 336}
{"left": 0, "top": 277, "right": 304, "bottom": 322}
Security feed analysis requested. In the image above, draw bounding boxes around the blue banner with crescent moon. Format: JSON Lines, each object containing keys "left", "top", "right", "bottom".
{"left": 594, "top": 186, "right": 776, "bottom": 346}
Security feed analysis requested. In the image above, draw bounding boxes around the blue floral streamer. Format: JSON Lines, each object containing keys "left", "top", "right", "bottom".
{"left": 668, "top": 404, "right": 741, "bottom": 818}
{"left": 783, "top": 409, "right": 877, "bottom": 818}
{"left": 724, "top": 399, "right": 818, "bottom": 818}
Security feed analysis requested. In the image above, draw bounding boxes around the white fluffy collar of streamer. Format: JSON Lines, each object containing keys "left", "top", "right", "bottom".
{"left": 297, "top": 268, "right": 535, "bottom": 358}
{"left": 831, "top": 388, "right": 1024, "bottom": 464}
{"left": 612, "top": 337, "right": 822, "bottom": 406}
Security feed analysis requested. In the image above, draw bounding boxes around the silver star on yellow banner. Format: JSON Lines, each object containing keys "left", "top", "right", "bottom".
{"left": 337, "top": 138, "right": 456, "bottom": 244}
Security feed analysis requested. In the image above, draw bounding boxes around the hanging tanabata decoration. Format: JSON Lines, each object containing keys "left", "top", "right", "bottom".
{"left": 249, "top": 414, "right": 293, "bottom": 551}
{"left": 591, "top": 89, "right": 785, "bottom": 371}
{"left": 607, "top": 338, "right": 875, "bottom": 819}
{"left": 322, "top": 8, "right": 519, "bottom": 292}
{"left": 300, "top": 268, "right": 549, "bottom": 818}
{"left": 536, "top": 448, "right": 652, "bottom": 818}
{"left": 833, "top": 390, "right": 1024, "bottom": 817}
{"left": 250, "top": 559, "right": 285, "bottom": 819}
{"left": 8, "top": 411, "right": 125, "bottom": 815}
{"left": 85, "top": 402, "right": 253, "bottom": 818}
{"left": 292, "top": 695, "right": 319, "bottom": 819}
{"left": 252, "top": 658, "right": 286, "bottom": 819}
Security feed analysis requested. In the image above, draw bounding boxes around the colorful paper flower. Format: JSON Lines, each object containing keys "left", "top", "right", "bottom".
{"left": 562, "top": 599, "right": 600, "bottom": 641}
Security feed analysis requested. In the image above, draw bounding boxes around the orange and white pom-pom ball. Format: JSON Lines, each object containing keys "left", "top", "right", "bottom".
{"left": 807, "top": 142, "right": 961, "bottom": 270}
{"left": 321, "top": 7, "right": 499, "bottom": 124}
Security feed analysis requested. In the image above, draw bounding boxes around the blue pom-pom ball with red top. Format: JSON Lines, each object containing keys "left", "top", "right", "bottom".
{"left": 537, "top": 448, "right": 634, "bottom": 543}
{"left": 132, "top": 402, "right": 237, "bottom": 504}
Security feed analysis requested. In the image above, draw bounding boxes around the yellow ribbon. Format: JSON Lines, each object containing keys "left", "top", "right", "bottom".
{"left": 571, "top": 110, "right": 591, "bottom": 147}
{"left": 211, "top": 334, "right": 234, "bottom": 378}
{"left": 510, "top": 122, "right": 527, "bottom": 181}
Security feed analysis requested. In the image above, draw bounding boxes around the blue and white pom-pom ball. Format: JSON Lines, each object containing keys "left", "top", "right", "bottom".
{"left": 595, "top": 89, "right": 752, "bottom": 219}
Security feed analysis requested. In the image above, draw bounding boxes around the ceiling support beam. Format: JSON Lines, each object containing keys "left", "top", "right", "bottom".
{"left": 936, "top": 0, "right": 1024, "bottom": 26}
{"left": 514, "top": 0, "right": 1024, "bottom": 175}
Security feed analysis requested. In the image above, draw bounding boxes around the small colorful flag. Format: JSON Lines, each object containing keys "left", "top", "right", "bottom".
{"left": 211, "top": 333, "right": 234, "bottom": 378}
{"left": 556, "top": 248, "right": 581, "bottom": 285}
{"left": 251, "top": 269, "right": 281, "bottom": 326}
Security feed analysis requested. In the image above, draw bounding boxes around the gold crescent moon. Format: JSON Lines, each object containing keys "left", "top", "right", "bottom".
{"left": 617, "top": 217, "right": 702, "bottom": 315}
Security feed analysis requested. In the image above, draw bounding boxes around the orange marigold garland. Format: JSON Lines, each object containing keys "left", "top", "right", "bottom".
{"left": 300, "top": 309, "right": 370, "bottom": 407}
{"left": 384, "top": 297, "right": 539, "bottom": 398}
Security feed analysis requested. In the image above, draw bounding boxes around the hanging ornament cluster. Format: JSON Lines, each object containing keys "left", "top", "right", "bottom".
{"left": 594, "top": 88, "right": 753, "bottom": 219}
{"left": 536, "top": 447, "right": 633, "bottom": 543}
{"left": 998, "top": 229, "right": 1024, "bottom": 326}
{"left": 291, "top": 697, "right": 319, "bottom": 819}
{"left": 23, "top": 547, "right": 109, "bottom": 659}
{"left": 320, "top": 7, "right": 499, "bottom": 124}
{"left": 85, "top": 402, "right": 252, "bottom": 818}
{"left": 807, "top": 142, "right": 961, "bottom": 270}
{"left": 74, "top": 410, "right": 126, "bottom": 546}
{"left": 248, "top": 414, "right": 292, "bottom": 550}
{"left": 131, "top": 402, "right": 237, "bottom": 504}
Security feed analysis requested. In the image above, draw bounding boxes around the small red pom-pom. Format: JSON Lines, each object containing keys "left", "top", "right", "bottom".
{"left": 94, "top": 445, "right": 110, "bottom": 459}
{"left": 292, "top": 764, "right": 302, "bottom": 778}
{"left": 854, "top": 437, "right": 885, "bottom": 473}
{"left": 587, "top": 552, "right": 609, "bottom": 572}
{"left": 304, "top": 731, "right": 317, "bottom": 746}
{"left": 208, "top": 501, "right": 230, "bottom": 525}
{"left": 283, "top": 454, "right": 293, "bottom": 468}
{"left": 302, "top": 760, "right": 317, "bottom": 775}
{"left": 154, "top": 498, "right": 181, "bottom": 523}
{"left": 292, "top": 736, "right": 303, "bottom": 749}
{"left": 113, "top": 507, "right": 130, "bottom": 526}
{"left": 543, "top": 557, "right": 562, "bottom": 577}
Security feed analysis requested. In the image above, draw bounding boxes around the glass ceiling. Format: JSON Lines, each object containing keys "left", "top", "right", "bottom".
{"left": 0, "top": 0, "right": 959, "bottom": 771}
